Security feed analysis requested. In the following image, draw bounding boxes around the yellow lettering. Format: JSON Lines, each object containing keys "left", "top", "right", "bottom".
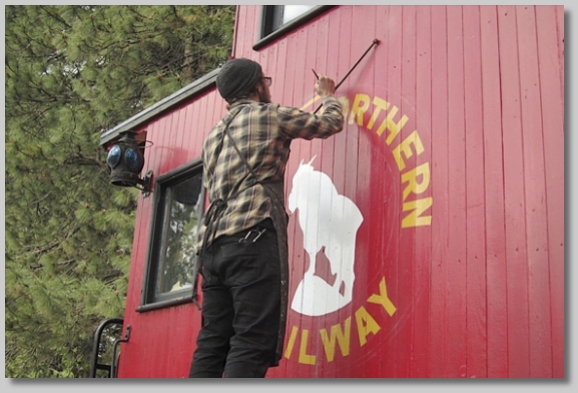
{"left": 367, "top": 277, "right": 397, "bottom": 316}
{"left": 402, "top": 197, "right": 433, "bottom": 228}
{"left": 320, "top": 317, "right": 351, "bottom": 362}
{"left": 300, "top": 95, "right": 321, "bottom": 112}
{"left": 349, "top": 93, "right": 371, "bottom": 126}
{"left": 401, "top": 162, "right": 431, "bottom": 201}
{"left": 379, "top": 106, "right": 409, "bottom": 145}
{"left": 354, "top": 306, "right": 381, "bottom": 347}
{"left": 284, "top": 326, "right": 299, "bottom": 359}
{"left": 298, "top": 329, "right": 317, "bottom": 365}
{"left": 392, "top": 130, "right": 424, "bottom": 171}
{"left": 368, "top": 96, "right": 390, "bottom": 131}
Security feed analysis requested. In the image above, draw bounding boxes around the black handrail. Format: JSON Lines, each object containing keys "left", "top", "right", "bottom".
{"left": 109, "top": 325, "right": 131, "bottom": 378}
{"left": 89, "top": 318, "right": 124, "bottom": 378}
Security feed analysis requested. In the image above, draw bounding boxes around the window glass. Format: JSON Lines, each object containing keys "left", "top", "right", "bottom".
{"left": 140, "top": 161, "right": 204, "bottom": 310}
{"left": 256, "top": 5, "right": 332, "bottom": 50}
{"left": 156, "top": 175, "right": 202, "bottom": 294}
{"left": 261, "top": 5, "right": 317, "bottom": 37}
{"left": 282, "top": 5, "right": 315, "bottom": 25}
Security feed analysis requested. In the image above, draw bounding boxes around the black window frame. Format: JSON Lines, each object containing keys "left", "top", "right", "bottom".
{"left": 253, "top": 5, "right": 334, "bottom": 51}
{"left": 137, "top": 159, "right": 205, "bottom": 312}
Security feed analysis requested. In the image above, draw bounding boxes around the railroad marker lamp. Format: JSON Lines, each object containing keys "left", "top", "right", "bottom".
{"left": 106, "top": 130, "right": 152, "bottom": 196}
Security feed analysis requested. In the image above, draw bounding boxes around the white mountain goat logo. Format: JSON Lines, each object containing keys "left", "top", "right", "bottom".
{"left": 288, "top": 157, "right": 364, "bottom": 316}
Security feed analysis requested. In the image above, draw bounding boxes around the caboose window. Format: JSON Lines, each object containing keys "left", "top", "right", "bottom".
{"left": 138, "top": 160, "right": 204, "bottom": 311}
{"left": 264, "top": 5, "right": 315, "bottom": 33}
{"left": 254, "top": 5, "right": 333, "bottom": 50}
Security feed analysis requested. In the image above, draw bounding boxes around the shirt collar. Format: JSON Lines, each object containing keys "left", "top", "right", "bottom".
{"left": 228, "top": 99, "right": 258, "bottom": 111}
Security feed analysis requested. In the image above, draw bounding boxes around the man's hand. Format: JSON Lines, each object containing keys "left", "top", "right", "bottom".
{"left": 315, "top": 75, "right": 337, "bottom": 98}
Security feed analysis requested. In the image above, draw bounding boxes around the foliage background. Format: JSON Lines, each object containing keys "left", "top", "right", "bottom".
{"left": 4, "top": 5, "right": 235, "bottom": 378}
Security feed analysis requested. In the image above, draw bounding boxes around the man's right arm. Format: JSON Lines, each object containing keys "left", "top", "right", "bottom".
{"left": 278, "top": 75, "right": 344, "bottom": 140}
{"left": 277, "top": 94, "right": 344, "bottom": 140}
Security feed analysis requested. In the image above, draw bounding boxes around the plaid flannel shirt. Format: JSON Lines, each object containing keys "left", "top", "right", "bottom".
{"left": 198, "top": 95, "right": 344, "bottom": 250}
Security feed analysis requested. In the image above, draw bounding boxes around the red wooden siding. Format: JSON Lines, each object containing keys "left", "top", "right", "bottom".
{"left": 480, "top": 5, "right": 509, "bottom": 378}
{"left": 115, "top": 5, "right": 564, "bottom": 378}
{"left": 116, "top": 88, "right": 228, "bottom": 378}
{"left": 540, "top": 5, "right": 565, "bottom": 379}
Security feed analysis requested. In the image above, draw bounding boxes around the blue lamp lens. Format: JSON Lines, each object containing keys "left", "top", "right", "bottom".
{"left": 125, "top": 147, "right": 142, "bottom": 171}
{"left": 107, "top": 145, "right": 122, "bottom": 168}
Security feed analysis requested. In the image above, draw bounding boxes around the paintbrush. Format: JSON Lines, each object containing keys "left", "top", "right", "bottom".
{"left": 312, "top": 68, "right": 319, "bottom": 80}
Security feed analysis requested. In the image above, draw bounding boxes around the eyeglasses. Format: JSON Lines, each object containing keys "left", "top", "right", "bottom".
{"left": 262, "top": 77, "right": 272, "bottom": 87}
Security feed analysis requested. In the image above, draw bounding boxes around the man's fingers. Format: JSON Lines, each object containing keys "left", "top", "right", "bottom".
{"left": 314, "top": 75, "right": 337, "bottom": 97}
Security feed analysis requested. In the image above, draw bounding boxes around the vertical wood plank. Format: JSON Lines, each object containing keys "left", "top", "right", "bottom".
{"left": 182, "top": 104, "right": 195, "bottom": 163}
{"left": 172, "top": 110, "right": 181, "bottom": 162}
{"left": 536, "top": 5, "right": 565, "bottom": 378}
{"left": 555, "top": 5, "right": 564, "bottom": 97}
{"left": 429, "top": 4, "right": 450, "bottom": 378}
{"left": 268, "top": 16, "right": 293, "bottom": 377}
{"left": 413, "top": 4, "right": 433, "bottom": 378}
{"left": 384, "top": 4, "right": 403, "bottom": 377}
{"left": 283, "top": 15, "right": 309, "bottom": 376}
{"left": 516, "top": 5, "right": 553, "bottom": 377}
{"left": 193, "top": 94, "right": 208, "bottom": 162}
{"left": 184, "top": 96, "right": 197, "bottom": 164}
{"left": 463, "top": 5, "right": 488, "bottom": 378}
{"left": 396, "top": 4, "right": 417, "bottom": 378}
{"left": 480, "top": 5, "right": 509, "bottom": 378}
{"left": 174, "top": 105, "right": 186, "bottom": 163}
{"left": 446, "top": 5, "right": 468, "bottom": 377}
{"left": 498, "top": 5, "right": 531, "bottom": 378}
{"left": 324, "top": 7, "right": 351, "bottom": 378}
{"left": 233, "top": 5, "right": 257, "bottom": 58}
{"left": 359, "top": 6, "right": 392, "bottom": 378}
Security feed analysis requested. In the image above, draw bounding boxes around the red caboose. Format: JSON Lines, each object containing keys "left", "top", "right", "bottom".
{"left": 95, "top": 5, "right": 565, "bottom": 378}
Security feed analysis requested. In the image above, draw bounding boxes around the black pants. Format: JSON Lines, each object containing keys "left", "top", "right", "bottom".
{"left": 189, "top": 220, "right": 281, "bottom": 378}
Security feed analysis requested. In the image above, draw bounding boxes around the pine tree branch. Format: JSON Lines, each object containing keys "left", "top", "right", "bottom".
{"left": 23, "top": 240, "right": 60, "bottom": 255}
{"left": 38, "top": 5, "right": 72, "bottom": 29}
{"left": 25, "top": 191, "right": 54, "bottom": 211}
{"left": 64, "top": 154, "right": 108, "bottom": 169}
{"left": 101, "top": 271, "right": 125, "bottom": 285}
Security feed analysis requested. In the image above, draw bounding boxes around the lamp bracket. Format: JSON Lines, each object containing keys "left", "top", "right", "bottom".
{"left": 140, "top": 170, "right": 153, "bottom": 197}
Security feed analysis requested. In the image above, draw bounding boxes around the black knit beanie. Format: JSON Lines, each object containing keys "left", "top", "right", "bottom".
{"left": 216, "top": 58, "right": 263, "bottom": 103}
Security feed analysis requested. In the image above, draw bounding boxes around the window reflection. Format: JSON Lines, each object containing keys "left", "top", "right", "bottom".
{"left": 261, "top": 5, "right": 318, "bottom": 38}
{"left": 157, "top": 175, "right": 202, "bottom": 294}
{"left": 282, "top": 5, "right": 315, "bottom": 24}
